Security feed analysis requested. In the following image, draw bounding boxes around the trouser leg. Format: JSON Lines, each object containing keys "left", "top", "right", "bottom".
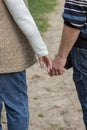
{"left": 71, "top": 47, "right": 87, "bottom": 130}
{"left": 74, "top": 79, "right": 87, "bottom": 130}
{"left": 0, "top": 99, "right": 3, "bottom": 130}
{"left": 0, "top": 70, "right": 29, "bottom": 130}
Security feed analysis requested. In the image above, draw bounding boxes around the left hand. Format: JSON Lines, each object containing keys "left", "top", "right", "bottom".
{"left": 52, "top": 55, "right": 67, "bottom": 76}
{"left": 39, "top": 54, "right": 52, "bottom": 76}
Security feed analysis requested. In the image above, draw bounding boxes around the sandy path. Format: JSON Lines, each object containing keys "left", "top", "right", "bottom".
{"left": 2, "top": 0, "right": 85, "bottom": 130}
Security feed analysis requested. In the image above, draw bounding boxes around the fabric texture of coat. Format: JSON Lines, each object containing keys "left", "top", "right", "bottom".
{"left": 0, "top": 0, "right": 36, "bottom": 73}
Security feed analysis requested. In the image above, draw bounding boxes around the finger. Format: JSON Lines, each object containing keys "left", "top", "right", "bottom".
{"left": 53, "top": 69, "right": 59, "bottom": 76}
{"left": 51, "top": 67, "right": 57, "bottom": 76}
{"left": 58, "top": 69, "right": 65, "bottom": 75}
{"left": 47, "top": 67, "right": 53, "bottom": 77}
{"left": 48, "top": 61, "right": 52, "bottom": 71}
{"left": 44, "top": 56, "right": 52, "bottom": 70}
{"left": 46, "top": 59, "right": 53, "bottom": 75}
{"left": 49, "top": 60, "right": 53, "bottom": 70}
{"left": 48, "top": 71, "right": 53, "bottom": 77}
{"left": 55, "top": 70, "right": 59, "bottom": 76}
{"left": 39, "top": 60, "right": 45, "bottom": 68}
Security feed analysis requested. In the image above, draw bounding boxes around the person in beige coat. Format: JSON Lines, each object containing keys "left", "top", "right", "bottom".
{"left": 0, "top": 0, "right": 52, "bottom": 130}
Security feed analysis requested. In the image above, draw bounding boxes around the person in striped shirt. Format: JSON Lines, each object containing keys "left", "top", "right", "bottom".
{"left": 51, "top": 0, "right": 87, "bottom": 129}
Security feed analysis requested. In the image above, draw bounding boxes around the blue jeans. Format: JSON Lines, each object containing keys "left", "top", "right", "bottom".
{"left": 0, "top": 70, "right": 29, "bottom": 130}
{"left": 71, "top": 47, "right": 87, "bottom": 130}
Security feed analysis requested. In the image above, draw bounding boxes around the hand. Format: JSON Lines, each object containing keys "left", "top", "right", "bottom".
{"left": 39, "top": 54, "right": 52, "bottom": 76}
{"left": 52, "top": 55, "right": 67, "bottom": 76}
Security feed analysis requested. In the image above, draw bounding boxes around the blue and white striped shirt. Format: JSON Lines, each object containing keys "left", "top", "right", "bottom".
{"left": 62, "top": 0, "right": 87, "bottom": 48}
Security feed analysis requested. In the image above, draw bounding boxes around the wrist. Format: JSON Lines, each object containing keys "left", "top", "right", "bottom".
{"left": 37, "top": 51, "right": 49, "bottom": 58}
{"left": 57, "top": 53, "right": 67, "bottom": 59}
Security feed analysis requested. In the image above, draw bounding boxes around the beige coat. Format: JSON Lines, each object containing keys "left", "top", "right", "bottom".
{"left": 0, "top": 0, "right": 36, "bottom": 73}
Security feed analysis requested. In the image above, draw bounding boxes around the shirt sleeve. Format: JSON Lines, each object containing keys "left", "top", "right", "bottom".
{"left": 62, "top": 0, "right": 86, "bottom": 29}
{"left": 3, "top": 0, "right": 49, "bottom": 57}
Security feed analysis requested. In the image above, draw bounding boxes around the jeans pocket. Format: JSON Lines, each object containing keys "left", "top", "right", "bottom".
{"left": 78, "top": 48, "right": 87, "bottom": 73}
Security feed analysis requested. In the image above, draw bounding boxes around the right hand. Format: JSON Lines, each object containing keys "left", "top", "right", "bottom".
{"left": 52, "top": 54, "right": 67, "bottom": 76}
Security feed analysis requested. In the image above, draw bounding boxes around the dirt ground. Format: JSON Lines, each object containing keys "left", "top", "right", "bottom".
{"left": 2, "top": 0, "right": 86, "bottom": 130}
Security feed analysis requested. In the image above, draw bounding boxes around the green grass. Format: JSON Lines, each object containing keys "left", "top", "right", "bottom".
{"left": 28, "top": 0, "right": 57, "bottom": 32}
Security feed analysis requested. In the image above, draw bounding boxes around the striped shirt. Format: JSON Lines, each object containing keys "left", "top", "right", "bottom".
{"left": 62, "top": 0, "right": 87, "bottom": 48}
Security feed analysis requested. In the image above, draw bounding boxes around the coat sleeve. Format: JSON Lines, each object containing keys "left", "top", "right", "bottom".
{"left": 3, "top": 0, "right": 49, "bottom": 57}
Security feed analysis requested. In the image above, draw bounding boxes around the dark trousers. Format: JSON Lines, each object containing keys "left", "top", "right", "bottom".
{"left": 71, "top": 47, "right": 87, "bottom": 130}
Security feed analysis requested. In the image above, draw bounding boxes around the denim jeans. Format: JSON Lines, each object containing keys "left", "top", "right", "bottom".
{"left": 0, "top": 70, "right": 29, "bottom": 130}
{"left": 71, "top": 47, "right": 87, "bottom": 130}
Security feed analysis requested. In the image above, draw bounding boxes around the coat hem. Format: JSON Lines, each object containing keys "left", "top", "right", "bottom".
{"left": 0, "top": 60, "right": 37, "bottom": 74}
